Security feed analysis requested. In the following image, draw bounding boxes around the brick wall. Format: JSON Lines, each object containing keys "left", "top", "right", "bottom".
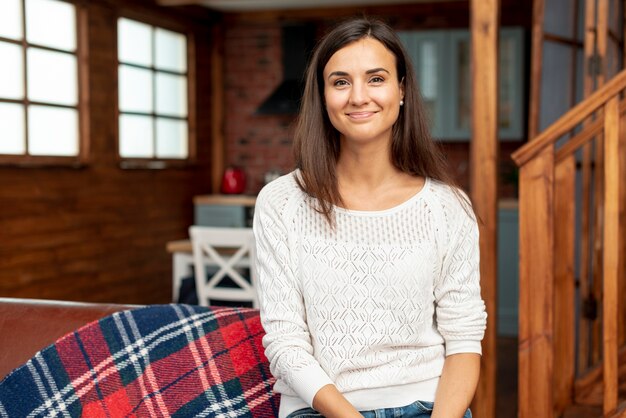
{"left": 223, "top": 24, "right": 295, "bottom": 193}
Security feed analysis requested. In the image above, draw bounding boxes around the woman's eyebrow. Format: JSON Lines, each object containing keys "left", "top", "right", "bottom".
{"left": 327, "top": 68, "right": 390, "bottom": 80}
{"left": 327, "top": 71, "right": 349, "bottom": 79}
{"left": 365, "top": 67, "right": 390, "bottom": 75}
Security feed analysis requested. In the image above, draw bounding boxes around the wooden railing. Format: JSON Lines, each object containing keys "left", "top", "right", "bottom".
{"left": 512, "top": 69, "right": 626, "bottom": 418}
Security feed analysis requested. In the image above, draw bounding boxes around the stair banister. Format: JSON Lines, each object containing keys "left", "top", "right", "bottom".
{"left": 512, "top": 69, "right": 626, "bottom": 166}
{"left": 513, "top": 68, "right": 626, "bottom": 418}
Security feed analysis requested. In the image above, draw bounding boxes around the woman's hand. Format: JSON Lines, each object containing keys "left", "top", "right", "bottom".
{"left": 312, "top": 384, "right": 364, "bottom": 418}
{"left": 431, "top": 353, "right": 481, "bottom": 418}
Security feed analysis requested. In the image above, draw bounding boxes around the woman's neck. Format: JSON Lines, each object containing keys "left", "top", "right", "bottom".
{"left": 335, "top": 147, "right": 424, "bottom": 211}
{"left": 337, "top": 157, "right": 398, "bottom": 190}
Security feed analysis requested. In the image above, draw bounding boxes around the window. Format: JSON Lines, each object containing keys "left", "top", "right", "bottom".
{"left": 399, "top": 28, "right": 524, "bottom": 141}
{"left": 117, "top": 18, "right": 189, "bottom": 163}
{"left": 0, "top": 0, "right": 84, "bottom": 163}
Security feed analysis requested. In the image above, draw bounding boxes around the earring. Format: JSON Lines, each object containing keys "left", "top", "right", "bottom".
{"left": 400, "top": 100, "right": 404, "bottom": 106}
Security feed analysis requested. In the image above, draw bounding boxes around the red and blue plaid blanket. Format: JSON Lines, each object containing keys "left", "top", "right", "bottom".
{"left": 0, "top": 304, "right": 279, "bottom": 417}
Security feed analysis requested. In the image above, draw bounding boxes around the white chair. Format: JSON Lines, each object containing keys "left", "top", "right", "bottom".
{"left": 189, "top": 226, "right": 258, "bottom": 308}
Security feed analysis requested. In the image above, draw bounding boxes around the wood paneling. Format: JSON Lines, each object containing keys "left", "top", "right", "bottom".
{"left": 0, "top": 0, "right": 215, "bottom": 305}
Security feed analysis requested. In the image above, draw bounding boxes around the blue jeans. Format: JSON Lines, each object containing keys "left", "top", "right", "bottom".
{"left": 285, "top": 400, "right": 472, "bottom": 418}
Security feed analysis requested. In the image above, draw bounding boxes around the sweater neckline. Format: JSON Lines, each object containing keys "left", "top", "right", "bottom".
{"left": 333, "top": 177, "right": 431, "bottom": 216}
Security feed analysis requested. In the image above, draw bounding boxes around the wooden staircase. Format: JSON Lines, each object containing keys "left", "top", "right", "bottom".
{"left": 512, "top": 69, "right": 626, "bottom": 418}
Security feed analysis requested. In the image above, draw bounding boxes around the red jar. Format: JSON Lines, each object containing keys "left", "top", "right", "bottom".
{"left": 221, "top": 167, "right": 246, "bottom": 194}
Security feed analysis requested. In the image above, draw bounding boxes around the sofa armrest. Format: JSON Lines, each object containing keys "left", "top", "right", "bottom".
{"left": 0, "top": 297, "right": 136, "bottom": 380}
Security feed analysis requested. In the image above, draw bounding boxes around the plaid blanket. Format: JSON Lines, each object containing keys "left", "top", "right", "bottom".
{"left": 0, "top": 304, "right": 279, "bottom": 417}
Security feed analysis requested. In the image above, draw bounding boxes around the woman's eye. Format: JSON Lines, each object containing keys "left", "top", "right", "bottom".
{"left": 333, "top": 79, "right": 349, "bottom": 87}
{"left": 370, "top": 76, "right": 384, "bottom": 83}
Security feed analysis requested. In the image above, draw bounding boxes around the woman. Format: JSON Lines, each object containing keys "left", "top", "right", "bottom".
{"left": 253, "top": 17, "right": 487, "bottom": 418}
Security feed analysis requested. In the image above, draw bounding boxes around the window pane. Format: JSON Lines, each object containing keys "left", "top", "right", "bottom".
{"left": 156, "top": 72, "right": 187, "bottom": 117}
{"left": 419, "top": 40, "right": 437, "bottom": 100}
{"left": 0, "top": 41, "right": 24, "bottom": 99}
{"left": 156, "top": 118, "right": 187, "bottom": 159}
{"left": 0, "top": 103, "right": 25, "bottom": 154}
{"left": 0, "top": 0, "right": 23, "bottom": 40}
{"left": 29, "top": 105, "right": 78, "bottom": 156}
{"left": 119, "top": 114, "right": 154, "bottom": 158}
{"left": 118, "top": 18, "right": 152, "bottom": 67}
{"left": 155, "top": 28, "right": 187, "bottom": 73}
{"left": 26, "top": 0, "right": 76, "bottom": 51}
{"left": 27, "top": 48, "right": 77, "bottom": 105}
{"left": 119, "top": 65, "right": 153, "bottom": 113}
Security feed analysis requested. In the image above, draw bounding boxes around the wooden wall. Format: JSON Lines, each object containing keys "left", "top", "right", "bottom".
{"left": 0, "top": 0, "right": 216, "bottom": 304}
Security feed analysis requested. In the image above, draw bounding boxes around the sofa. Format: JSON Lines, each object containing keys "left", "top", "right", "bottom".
{"left": 0, "top": 297, "right": 279, "bottom": 417}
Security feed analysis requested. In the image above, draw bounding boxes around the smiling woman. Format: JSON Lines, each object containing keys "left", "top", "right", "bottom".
{"left": 252, "top": 17, "right": 487, "bottom": 418}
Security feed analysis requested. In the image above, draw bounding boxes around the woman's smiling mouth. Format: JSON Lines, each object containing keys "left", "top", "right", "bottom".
{"left": 346, "top": 111, "right": 377, "bottom": 119}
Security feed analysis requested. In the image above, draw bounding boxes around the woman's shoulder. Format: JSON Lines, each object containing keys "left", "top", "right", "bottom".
{"left": 425, "top": 178, "right": 475, "bottom": 220}
{"left": 256, "top": 170, "right": 305, "bottom": 215}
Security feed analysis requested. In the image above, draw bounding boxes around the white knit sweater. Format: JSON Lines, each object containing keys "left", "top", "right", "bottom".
{"left": 253, "top": 171, "right": 487, "bottom": 417}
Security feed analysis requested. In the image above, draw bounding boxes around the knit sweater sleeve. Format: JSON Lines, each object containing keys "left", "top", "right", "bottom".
{"left": 252, "top": 179, "right": 334, "bottom": 406}
{"left": 433, "top": 190, "right": 487, "bottom": 356}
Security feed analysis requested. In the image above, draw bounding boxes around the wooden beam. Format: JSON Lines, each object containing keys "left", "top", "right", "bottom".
{"left": 518, "top": 148, "right": 555, "bottom": 418}
{"left": 469, "top": 1, "right": 498, "bottom": 418}
{"left": 211, "top": 24, "right": 225, "bottom": 194}
{"left": 603, "top": 95, "right": 619, "bottom": 415}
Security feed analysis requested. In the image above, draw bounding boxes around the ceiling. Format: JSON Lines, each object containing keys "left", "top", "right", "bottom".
{"left": 158, "top": 0, "right": 452, "bottom": 12}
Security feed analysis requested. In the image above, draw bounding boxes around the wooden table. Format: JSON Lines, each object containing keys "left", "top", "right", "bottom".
{"left": 192, "top": 194, "right": 256, "bottom": 206}
{"left": 166, "top": 240, "right": 194, "bottom": 302}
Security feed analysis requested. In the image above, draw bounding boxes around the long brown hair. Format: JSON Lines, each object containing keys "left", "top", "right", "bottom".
{"left": 293, "top": 17, "right": 457, "bottom": 224}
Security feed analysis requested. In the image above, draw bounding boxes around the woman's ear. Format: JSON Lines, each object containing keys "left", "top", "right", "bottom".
{"left": 400, "top": 77, "right": 405, "bottom": 101}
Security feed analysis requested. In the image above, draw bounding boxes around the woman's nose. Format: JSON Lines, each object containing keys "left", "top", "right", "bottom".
{"left": 349, "top": 82, "right": 369, "bottom": 106}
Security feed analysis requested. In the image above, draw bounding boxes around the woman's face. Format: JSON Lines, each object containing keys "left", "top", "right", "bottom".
{"left": 323, "top": 37, "right": 404, "bottom": 146}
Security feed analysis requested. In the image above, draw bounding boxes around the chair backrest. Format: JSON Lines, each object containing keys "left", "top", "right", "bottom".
{"left": 189, "top": 226, "right": 258, "bottom": 308}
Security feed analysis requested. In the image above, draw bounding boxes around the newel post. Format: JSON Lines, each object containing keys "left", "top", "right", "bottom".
{"left": 518, "top": 147, "right": 555, "bottom": 418}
